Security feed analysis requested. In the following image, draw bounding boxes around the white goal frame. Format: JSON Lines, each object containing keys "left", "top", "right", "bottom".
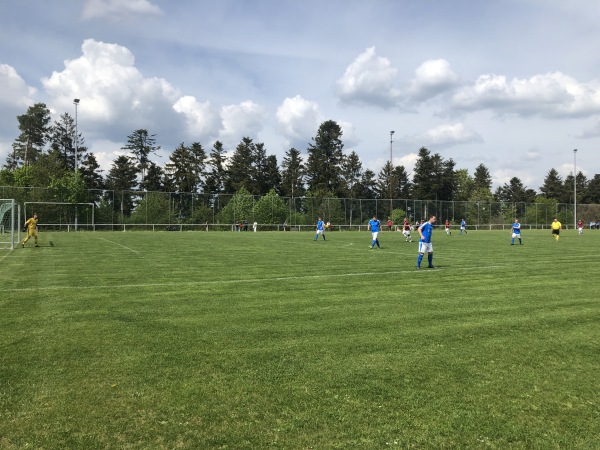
{"left": 24, "top": 202, "right": 95, "bottom": 232}
{"left": 0, "top": 199, "right": 18, "bottom": 249}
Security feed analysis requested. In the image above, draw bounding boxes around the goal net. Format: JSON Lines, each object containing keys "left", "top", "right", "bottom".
{"left": 0, "top": 199, "right": 18, "bottom": 249}
{"left": 24, "top": 202, "right": 95, "bottom": 232}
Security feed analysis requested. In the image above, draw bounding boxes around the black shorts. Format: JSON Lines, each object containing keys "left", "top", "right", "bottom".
{"left": 552, "top": 229, "right": 560, "bottom": 235}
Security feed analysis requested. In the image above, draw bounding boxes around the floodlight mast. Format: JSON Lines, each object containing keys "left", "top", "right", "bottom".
{"left": 73, "top": 98, "right": 80, "bottom": 231}
{"left": 390, "top": 130, "right": 395, "bottom": 218}
{"left": 573, "top": 149, "right": 577, "bottom": 230}
{"left": 73, "top": 98, "right": 80, "bottom": 173}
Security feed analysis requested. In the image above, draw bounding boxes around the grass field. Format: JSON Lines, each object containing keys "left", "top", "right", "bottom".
{"left": 1, "top": 227, "right": 599, "bottom": 449}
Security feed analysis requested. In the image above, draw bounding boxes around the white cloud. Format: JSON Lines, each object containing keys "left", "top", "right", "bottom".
{"left": 335, "top": 47, "right": 402, "bottom": 108}
{"left": 524, "top": 149, "right": 541, "bottom": 161}
{"left": 578, "top": 119, "right": 600, "bottom": 138}
{"left": 557, "top": 162, "right": 586, "bottom": 180}
{"left": 3, "top": 2, "right": 600, "bottom": 190}
{"left": 0, "top": 64, "right": 37, "bottom": 135}
{"left": 276, "top": 95, "right": 324, "bottom": 148}
{"left": 0, "top": 64, "right": 36, "bottom": 109}
{"left": 337, "top": 120, "right": 359, "bottom": 150}
{"left": 88, "top": 139, "right": 128, "bottom": 172}
{"left": 82, "top": 0, "right": 162, "bottom": 21}
{"left": 41, "top": 39, "right": 181, "bottom": 138}
{"left": 407, "top": 123, "right": 483, "bottom": 148}
{"left": 408, "top": 59, "right": 459, "bottom": 102}
{"left": 219, "top": 100, "right": 268, "bottom": 144}
{"left": 492, "top": 168, "right": 539, "bottom": 189}
{"left": 450, "top": 72, "right": 600, "bottom": 118}
{"left": 368, "top": 151, "right": 419, "bottom": 178}
{"left": 173, "top": 96, "right": 220, "bottom": 140}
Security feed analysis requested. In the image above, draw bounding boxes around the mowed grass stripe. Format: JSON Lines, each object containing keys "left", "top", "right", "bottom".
{"left": 1, "top": 229, "right": 599, "bottom": 448}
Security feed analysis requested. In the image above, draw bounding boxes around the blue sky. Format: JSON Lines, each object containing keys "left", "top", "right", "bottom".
{"left": 1, "top": 0, "right": 599, "bottom": 190}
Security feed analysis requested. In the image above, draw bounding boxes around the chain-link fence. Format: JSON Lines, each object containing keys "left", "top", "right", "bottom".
{"left": 2, "top": 185, "right": 600, "bottom": 230}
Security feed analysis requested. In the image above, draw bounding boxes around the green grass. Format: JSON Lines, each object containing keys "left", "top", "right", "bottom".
{"left": 1, "top": 228, "right": 599, "bottom": 449}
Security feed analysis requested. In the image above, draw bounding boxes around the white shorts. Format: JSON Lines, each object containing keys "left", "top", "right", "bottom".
{"left": 316, "top": 229, "right": 324, "bottom": 234}
{"left": 512, "top": 232, "right": 521, "bottom": 238}
{"left": 371, "top": 231, "right": 379, "bottom": 240}
{"left": 445, "top": 227, "right": 450, "bottom": 232}
{"left": 402, "top": 230, "right": 410, "bottom": 236}
{"left": 418, "top": 242, "right": 433, "bottom": 253}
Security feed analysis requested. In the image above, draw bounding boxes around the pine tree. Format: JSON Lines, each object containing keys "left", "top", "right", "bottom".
{"left": 473, "top": 163, "right": 492, "bottom": 192}
{"left": 105, "top": 155, "right": 139, "bottom": 219}
{"left": 121, "top": 129, "right": 160, "bottom": 187}
{"left": 225, "top": 137, "right": 254, "bottom": 194}
{"left": 204, "top": 141, "right": 227, "bottom": 195}
{"left": 7, "top": 103, "right": 51, "bottom": 169}
{"left": 79, "top": 153, "right": 105, "bottom": 201}
{"left": 539, "top": 168, "right": 565, "bottom": 200}
{"left": 280, "top": 147, "right": 305, "bottom": 198}
{"left": 48, "top": 112, "right": 83, "bottom": 171}
{"left": 341, "top": 151, "right": 364, "bottom": 199}
{"left": 263, "top": 155, "right": 282, "bottom": 195}
{"left": 165, "top": 142, "right": 206, "bottom": 193}
{"left": 305, "top": 120, "right": 344, "bottom": 196}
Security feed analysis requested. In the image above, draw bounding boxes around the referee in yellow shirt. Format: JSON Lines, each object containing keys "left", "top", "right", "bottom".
{"left": 22, "top": 213, "right": 39, "bottom": 247}
{"left": 551, "top": 217, "right": 561, "bottom": 241}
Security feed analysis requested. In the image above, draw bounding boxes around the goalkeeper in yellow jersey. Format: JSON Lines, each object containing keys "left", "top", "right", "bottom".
{"left": 22, "top": 213, "right": 39, "bottom": 247}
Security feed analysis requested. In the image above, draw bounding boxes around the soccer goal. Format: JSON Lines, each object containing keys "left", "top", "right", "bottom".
{"left": 0, "top": 199, "right": 18, "bottom": 249}
{"left": 24, "top": 202, "right": 95, "bottom": 232}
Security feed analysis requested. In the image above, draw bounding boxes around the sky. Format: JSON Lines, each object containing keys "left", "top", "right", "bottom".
{"left": 1, "top": 0, "right": 600, "bottom": 191}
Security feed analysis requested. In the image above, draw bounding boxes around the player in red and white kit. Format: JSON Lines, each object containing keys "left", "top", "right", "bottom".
{"left": 402, "top": 218, "right": 412, "bottom": 242}
{"left": 444, "top": 219, "right": 451, "bottom": 235}
{"left": 577, "top": 219, "right": 584, "bottom": 235}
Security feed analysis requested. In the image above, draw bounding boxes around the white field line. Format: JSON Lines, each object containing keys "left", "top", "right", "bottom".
{"left": 4, "top": 265, "right": 514, "bottom": 293}
{"left": 97, "top": 237, "right": 141, "bottom": 254}
{"left": 0, "top": 248, "right": 13, "bottom": 263}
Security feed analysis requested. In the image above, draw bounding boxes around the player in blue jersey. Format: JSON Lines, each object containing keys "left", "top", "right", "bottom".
{"left": 416, "top": 215, "right": 436, "bottom": 269}
{"left": 511, "top": 218, "right": 522, "bottom": 245}
{"left": 314, "top": 217, "right": 326, "bottom": 241}
{"left": 460, "top": 218, "right": 467, "bottom": 235}
{"left": 368, "top": 215, "right": 381, "bottom": 249}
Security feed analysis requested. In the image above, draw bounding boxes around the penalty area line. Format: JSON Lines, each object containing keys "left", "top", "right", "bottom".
{"left": 97, "top": 237, "right": 141, "bottom": 254}
{"left": 5, "top": 264, "right": 512, "bottom": 293}
{"left": 0, "top": 249, "right": 14, "bottom": 263}
{"left": 6, "top": 269, "right": 417, "bottom": 293}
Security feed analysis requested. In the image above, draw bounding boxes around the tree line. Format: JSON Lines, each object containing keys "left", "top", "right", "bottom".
{"left": 2, "top": 102, "right": 599, "bottom": 224}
